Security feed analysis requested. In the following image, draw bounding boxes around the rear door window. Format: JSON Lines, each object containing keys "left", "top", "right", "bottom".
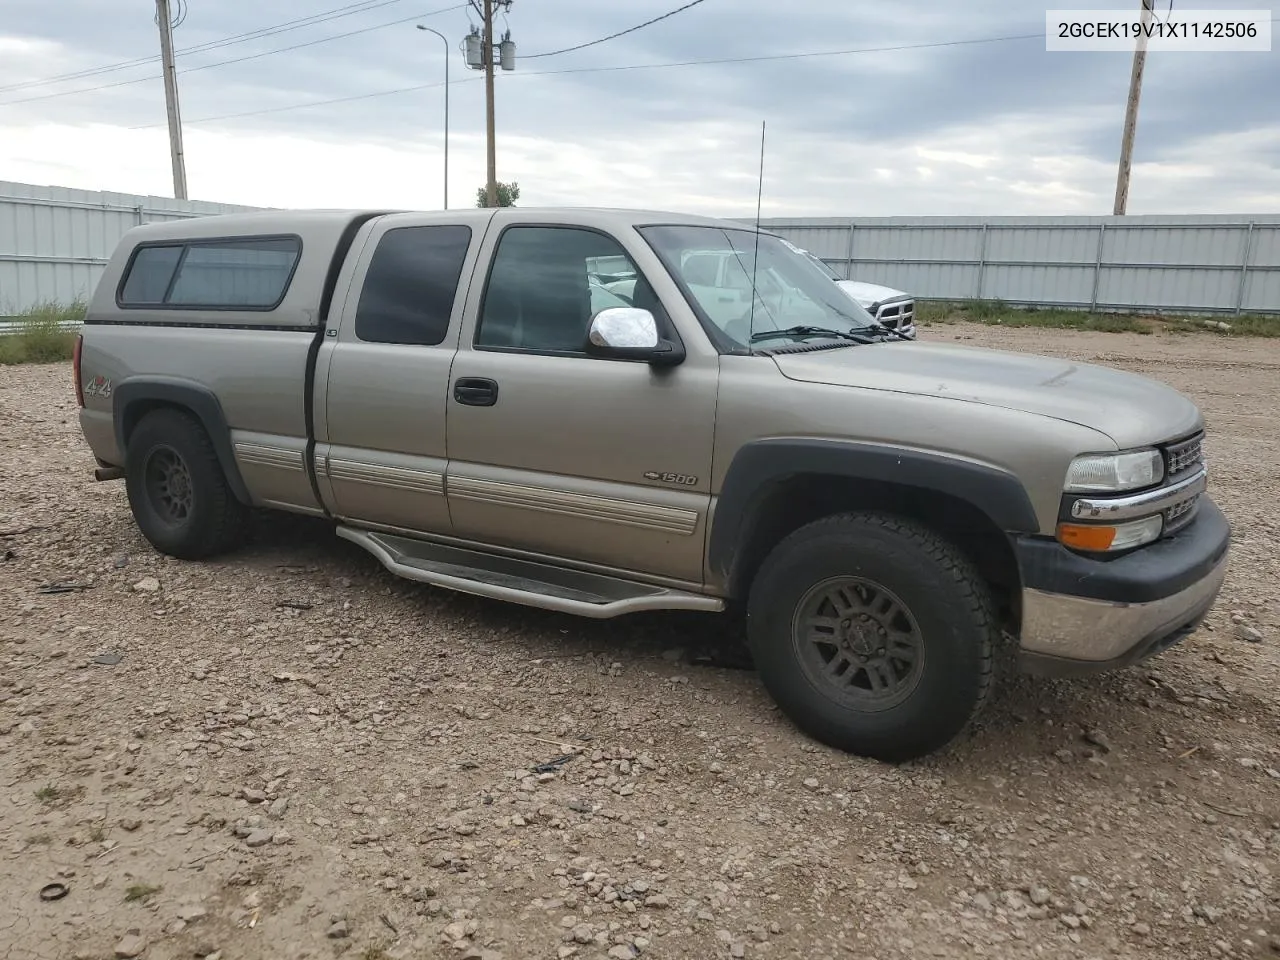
{"left": 354, "top": 225, "right": 473, "bottom": 346}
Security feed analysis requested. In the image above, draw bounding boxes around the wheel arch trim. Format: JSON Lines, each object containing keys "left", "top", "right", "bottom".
{"left": 708, "top": 438, "right": 1040, "bottom": 594}
{"left": 112, "top": 376, "right": 252, "bottom": 505}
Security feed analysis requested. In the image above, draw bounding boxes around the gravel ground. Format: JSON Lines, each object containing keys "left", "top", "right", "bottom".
{"left": 2, "top": 322, "right": 1277, "bottom": 960}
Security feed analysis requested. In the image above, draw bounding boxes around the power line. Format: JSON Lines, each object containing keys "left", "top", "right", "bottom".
{"left": 0, "top": 0, "right": 408, "bottom": 95}
{"left": 527, "top": 32, "right": 1049, "bottom": 75}
{"left": 137, "top": 77, "right": 454, "bottom": 126}
{"left": 172, "top": 0, "right": 414, "bottom": 57}
{"left": 137, "top": 31, "right": 1048, "bottom": 127}
{"left": 181, "top": 9, "right": 463, "bottom": 77}
{"left": 0, "top": 0, "right": 404, "bottom": 94}
{"left": 0, "top": 4, "right": 466, "bottom": 107}
{"left": 54, "top": 15, "right": 1280, "bottom": 128}
{"left": 522, "top": 0, "right": 713, "bottom": 58}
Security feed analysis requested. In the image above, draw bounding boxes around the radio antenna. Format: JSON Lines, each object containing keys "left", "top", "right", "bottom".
{"left": 748, "top": 120, "right": 766, "bottom": 344}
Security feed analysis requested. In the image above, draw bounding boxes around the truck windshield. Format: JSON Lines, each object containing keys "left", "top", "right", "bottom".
{"left": 805, "top": 252, "right": 842, "bottom": 281}
{"left": 638, "top": 225, "right": 878, "bottom": 350}
{"left": 775, "top": 236, "right": 843, "bottom": 281}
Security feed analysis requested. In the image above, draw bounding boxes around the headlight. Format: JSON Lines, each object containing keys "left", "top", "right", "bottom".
{"left": 1064, "top": 449, "right": 1163, "bottom": 493}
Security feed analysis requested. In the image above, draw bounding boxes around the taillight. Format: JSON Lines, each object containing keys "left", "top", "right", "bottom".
{"left": 73, "top": 334, "right": 84, "bottom": 407}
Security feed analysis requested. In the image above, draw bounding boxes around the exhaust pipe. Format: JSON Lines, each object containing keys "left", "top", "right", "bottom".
{"left": 94, "top": 466, "right": 125, "bottom": 482}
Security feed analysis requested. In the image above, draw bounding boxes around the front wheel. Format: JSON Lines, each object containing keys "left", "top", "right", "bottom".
{"left": 746, "top": 512, "right": 997, "bottom": 762}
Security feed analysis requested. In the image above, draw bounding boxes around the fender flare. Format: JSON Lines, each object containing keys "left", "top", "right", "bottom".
{"left": 708, "top": 438, "right": 1041, "bottom": 590}
{"left": 112, "top": 376, "right": 252, "bottom": 505}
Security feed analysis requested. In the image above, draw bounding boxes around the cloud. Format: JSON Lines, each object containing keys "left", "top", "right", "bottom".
{"left": 0, "top": 0, "right": 1276, "bottom": 215}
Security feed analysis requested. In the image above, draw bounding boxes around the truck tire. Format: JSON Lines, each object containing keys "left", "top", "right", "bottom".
{"left": 746, "top": 512, "right": 996, "bottom": 763}
{"left": 125, "top": 408, "right": 250, "bottom": 561}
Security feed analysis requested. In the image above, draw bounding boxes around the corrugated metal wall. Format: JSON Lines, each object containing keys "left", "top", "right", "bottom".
{"left": 754, "top": 214, "right": 1280, "bottom": 316}
{"left": 0, "top": 180, "right": 262, "bottom": 315}
{"left": 2, "top": 180, "right": 1278, "bottom": 317}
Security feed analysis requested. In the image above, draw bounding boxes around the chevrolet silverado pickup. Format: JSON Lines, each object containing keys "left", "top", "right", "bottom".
{"left": 73, "top": 206, "right": 1230, "bottom": 762}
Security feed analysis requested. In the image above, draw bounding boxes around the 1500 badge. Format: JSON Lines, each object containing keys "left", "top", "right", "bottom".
{"left": 644, "top": 471, "right": 698, "bottom": 486}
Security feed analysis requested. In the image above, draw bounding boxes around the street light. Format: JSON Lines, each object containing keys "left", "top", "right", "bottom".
{"left": 416, "top": 24, "right": 449, "bottom": 209}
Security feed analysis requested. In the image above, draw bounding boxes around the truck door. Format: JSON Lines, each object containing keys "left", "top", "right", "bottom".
{"left": 443, "top": 215, "right": 718, "bottom": 586}
{"left": 312, "top": 214, "right": 487, "bottom": 534}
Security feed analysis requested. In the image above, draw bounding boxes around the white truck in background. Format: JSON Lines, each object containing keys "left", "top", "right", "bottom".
{"left": 780, "top": 240, "right": 917, "bottom": 339}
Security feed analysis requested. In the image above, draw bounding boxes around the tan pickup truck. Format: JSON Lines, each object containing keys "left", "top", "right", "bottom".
{"left": 73, "top": 206, "right": 1229, "bottom": 761}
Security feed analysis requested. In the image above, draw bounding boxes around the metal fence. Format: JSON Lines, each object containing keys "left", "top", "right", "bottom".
{"left": 0, "top": 180, "right": 262, "bottom": 319}
{"left": 754, "top": 214, "right": 1280, "bottom": 316}
{"left": 4, "top": 180, "right": 1279, "bottom": 321}
{"left": 0, "top": 317, "right": 76, "bottom": 334}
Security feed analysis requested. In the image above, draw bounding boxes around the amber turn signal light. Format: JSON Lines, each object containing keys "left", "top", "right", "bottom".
{"left": 1057, "top": 514, "right": 1164, "bottom": 553}
{"left": 1057, "top": 523, "right": 1117, "bottom": 551}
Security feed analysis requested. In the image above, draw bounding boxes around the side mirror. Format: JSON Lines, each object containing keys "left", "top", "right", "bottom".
{"left": 585, "top": 308, "right": 685, "bottom": 367}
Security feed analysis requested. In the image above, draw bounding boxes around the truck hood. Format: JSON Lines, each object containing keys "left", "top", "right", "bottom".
{"left": 835, "top": 279, "right": 910, "bottom": 307}
{"left": 771, "top": 341, "right": 1202, "bottom": 449}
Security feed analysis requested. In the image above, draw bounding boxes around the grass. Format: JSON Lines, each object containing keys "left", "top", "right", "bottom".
{"left": 917, "top": 299, "right": 1279, "bottom": 337}
{"left": 34, "top": 784, "right": 62, "bottom": 803}
{"left": 124, "top": 883, "right": 163, "bottom": 903}
{"left": 34, "top": 782, "right": 85, "bottom": 806}
{"left": 1224, "top": 313, "right": 1280, "bottom": 337}
{"left": 0, "top": 299, "right": 84, "bottom": 364}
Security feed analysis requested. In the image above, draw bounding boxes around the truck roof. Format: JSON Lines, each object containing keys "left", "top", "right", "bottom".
{"left": 89, "top": 205, "right": 774, "bottom": 331}
{"left": 120, "top": 206, "right": 762, "bottom": 243}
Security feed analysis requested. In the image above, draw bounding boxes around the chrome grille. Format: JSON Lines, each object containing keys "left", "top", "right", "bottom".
{"left": 876, "top": 301, "right": 915, "bottom": 330}
{"left": 1159, "top": 432, "right": 1206, "bottom": 535}
{"left": 1165, "top": 433, "right": 1204, "bottom": 477}
{"left": 1164, "top": 493, "right": 1200, "bottom": 532}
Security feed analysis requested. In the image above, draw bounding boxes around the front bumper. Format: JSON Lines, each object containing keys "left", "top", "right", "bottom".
{"left": 1014, "top": 498, "right": 1230, "bottom": 677}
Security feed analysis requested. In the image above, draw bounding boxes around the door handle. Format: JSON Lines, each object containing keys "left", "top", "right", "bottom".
{"left": 453, "top": 377, "right": 499, "bottom": 407}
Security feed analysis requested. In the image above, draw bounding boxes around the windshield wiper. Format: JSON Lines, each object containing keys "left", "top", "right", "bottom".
{"left": 750, "top": 325, "right": 879, "bottom": 345}
{"left": 866, "top": 320, "right": 914, "bottom": 342}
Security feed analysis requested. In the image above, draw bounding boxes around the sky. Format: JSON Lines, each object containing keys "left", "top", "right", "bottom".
{"left": 0, "top": 0, "right": 1276, "bottom": 217}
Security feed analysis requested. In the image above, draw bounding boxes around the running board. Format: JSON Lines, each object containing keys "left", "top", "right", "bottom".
{"left": 335, "top": 527, "right": 724, "bottom": 619}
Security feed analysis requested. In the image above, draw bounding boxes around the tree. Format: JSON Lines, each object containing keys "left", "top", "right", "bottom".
{"left": 476, "top": 180, "right": 520, "bottom": 207}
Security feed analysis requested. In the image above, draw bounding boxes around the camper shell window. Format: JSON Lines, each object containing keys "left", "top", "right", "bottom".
{"left": 117, "top": 235, "right": 302, "bottom": 310}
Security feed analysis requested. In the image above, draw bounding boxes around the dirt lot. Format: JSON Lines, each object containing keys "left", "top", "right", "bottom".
{"left": 2, "top": 322, "right": 1278, "bottom": 960}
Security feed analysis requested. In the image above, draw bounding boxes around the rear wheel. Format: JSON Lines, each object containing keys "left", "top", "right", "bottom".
{"left": 746, "top": 512, "right": 996, "bottom": 762}
{"left": 125, "top": 408, "right": 250, "bottom": 560}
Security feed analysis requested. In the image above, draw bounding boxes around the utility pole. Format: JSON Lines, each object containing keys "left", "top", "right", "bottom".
{"left": 464, "top": 1, "right": 513, "bottom": 207}
{"left": 155, "top": 0, "right": 188, "bottom": 200}
{"left": 1113, "top": 0, "right": 1155, "bottom": 215}
{"left": 482, "top": 0, "right": 498, "bottom": 208}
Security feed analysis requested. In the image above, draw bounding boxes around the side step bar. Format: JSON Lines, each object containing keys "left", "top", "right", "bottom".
{"left": 336, "top": 527, "right": 724, "bottom": 619}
